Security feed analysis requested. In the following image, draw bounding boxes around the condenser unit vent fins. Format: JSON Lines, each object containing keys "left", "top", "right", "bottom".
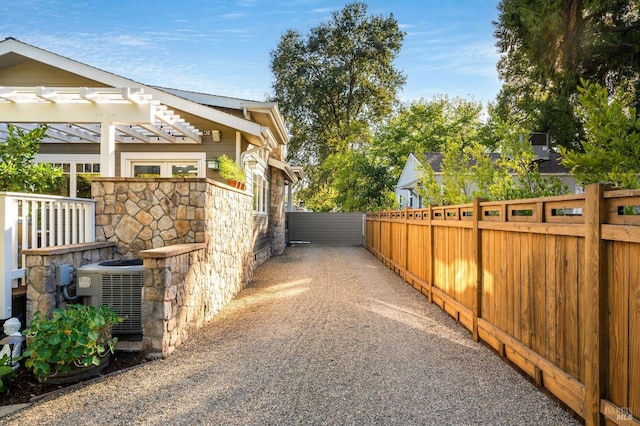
{"left": 101, "top": 273, "right": 143, "bottom": 333}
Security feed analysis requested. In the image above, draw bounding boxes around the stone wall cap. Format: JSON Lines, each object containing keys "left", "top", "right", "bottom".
{"left": 92, "top": 177, "right": 251, "bottom": 196}
{"left": 139, "top": 243, "right": 207, "bottom": 258}
{"left": 22, "top": 241, "right": 116, "bottom": 256}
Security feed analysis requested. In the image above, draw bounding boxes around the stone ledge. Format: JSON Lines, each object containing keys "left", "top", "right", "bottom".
{"left": 22, "top": 241, "right": 116, "bottom": 256}
{"left": 92, "top": 177, "right": 251, "bottom": 196}
{"left": 139, "top": 243, "right": 207, "bottom": 259}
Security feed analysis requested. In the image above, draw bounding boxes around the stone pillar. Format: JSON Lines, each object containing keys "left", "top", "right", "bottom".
{"left": 22, "top": 242, "right": 116, "bottom": 323}
{"left": 270, "top": 169, "right": 286, "bottom": 255}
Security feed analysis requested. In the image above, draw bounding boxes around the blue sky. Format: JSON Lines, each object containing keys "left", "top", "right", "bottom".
{"left": 1, "top": 0, "right": 502, "bottom": 106}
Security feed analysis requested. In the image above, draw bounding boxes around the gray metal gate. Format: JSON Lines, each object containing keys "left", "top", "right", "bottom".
{"left": 287, "top": 212, "right": 364, "bottom": 245}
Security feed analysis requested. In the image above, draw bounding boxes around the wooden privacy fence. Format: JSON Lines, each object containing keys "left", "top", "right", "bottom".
{"left": 365, "top": 184, "right": 639, "bottom": 426}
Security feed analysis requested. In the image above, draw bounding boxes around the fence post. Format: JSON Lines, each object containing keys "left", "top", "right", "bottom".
{"left": 584, "top": 183, "right": 608, "bottom": 426}
{"left": 472, "top": 198, "right": 483, "bottom": 342}
{"left": 0, "top": 193, "right": 13, "bottom": 320}
{"left": 403, "top": 208, "right": 409, "bottom": 281}
{"left": 427, "top": 204, "right": 434, "bottom": 303}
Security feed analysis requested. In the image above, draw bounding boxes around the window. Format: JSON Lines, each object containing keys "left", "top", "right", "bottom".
{"left": 131, "top": 162, "right": 198, "bottom": 178}
{"left": 36, "top": 155, "right": 100, "bottom": 198}
{"left": 252, "top": 173, "right": 269, "bottom": 214}
{"left": 121, "top": 152, "right": 206, "bottom": 178}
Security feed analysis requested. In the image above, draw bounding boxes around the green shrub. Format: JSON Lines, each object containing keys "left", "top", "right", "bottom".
{"left": 22, "top": 304, "right": 123, "bottom": 378}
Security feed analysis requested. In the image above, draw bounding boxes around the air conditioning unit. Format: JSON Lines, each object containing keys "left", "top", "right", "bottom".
{"left": 76, "top": 259, "right": 144, "bottom": 334}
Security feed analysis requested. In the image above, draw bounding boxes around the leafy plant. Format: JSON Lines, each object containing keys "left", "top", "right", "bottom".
{"left": 0, "top": 355, "right": 17, "bottom": 393}
{"left": 22, "top": 304, "right": 123, "bottom": 379}
{"left": 217, "top": 155, "right": 246, "bottom": 183}
{"left": 0, "top": 124, "right": 65, "bottom": 194}
{"left": 561, "top": 80, "right": 640, "bottom": 189}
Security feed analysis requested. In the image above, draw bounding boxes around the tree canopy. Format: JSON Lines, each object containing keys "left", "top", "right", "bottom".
{"left": 416, "top": 119, "right": 569, "bottom": 206}
{"left": 371, "top": 95, "right": 485, "bottom": 183}
{"left": 493, "top": 0, "right": 640, "bottom": 149}
{"left": 270, "top": 2, "right": 405, "bottom": 211}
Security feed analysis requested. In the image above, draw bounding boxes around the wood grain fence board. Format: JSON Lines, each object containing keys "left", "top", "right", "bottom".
{"left": 495, "top": 230, "right": 505, "bottom": 332}
{"left": 605, "top": 195, "right": 640, "bottom": 225}
{"left": 480, "top": 221, "right": 585, "bottom": 237}
{"left": 532, "top": 233, "right": 547, "bottom": 358}
{"left": 546, "top": 235, "right": 558, "bottom": 370}
{"left": 482, "top": 230, "right": 493, "bottom": 322}
{"left": 602, "top": 224, "right": 640, "bottom": 244}
{"left": 565, "top": 236, "right": 580, "bottom": 380}
{"left": 556, "top": 236, "right": 567, "bottom": 371}
{"left": 514, "top": 232, "right": 523, "bottom": 341}
{"left": 578, "top": 236, "right": 586, "bottom": 384}
{"left": 601, "top": 400, "right": 640, "bottom": 425}
{"left": 465, "top": 227, "right": 475, "bottom": 309}
{"left": 493, "top": 229, "right": 500, "bottom": 328}
{"left": 478, "top": 319, "right": 586, "bottom": 417}
{"left": 431, "top": 286, "right": 474, "bottom": 332}
{"left": 521, "top": 231, "right": 532, "bottom": 348}
{"left": 629, "top": 242, "right": 640, "bottom": 419}
{"left": 609, "top": 241, "right": 629, "bottom": 415}
{"left": 456, "top": 227, "right": 465, "bottom": 304}
{"left": 445, "top": 227, "right": 452, "bottom": 297}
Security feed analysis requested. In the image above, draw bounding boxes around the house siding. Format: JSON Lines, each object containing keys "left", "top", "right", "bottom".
{"left": 0, "top": 58, "right": 101, "bottom": 86}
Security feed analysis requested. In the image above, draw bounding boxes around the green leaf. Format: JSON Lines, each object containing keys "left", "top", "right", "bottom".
{"left": 48, "top": 334, "right": 61, "bottom": 345}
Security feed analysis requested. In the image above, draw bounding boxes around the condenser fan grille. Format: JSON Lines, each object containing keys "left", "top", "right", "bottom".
{"left": 101, "top": 273, "right": 143, "bottom": 333}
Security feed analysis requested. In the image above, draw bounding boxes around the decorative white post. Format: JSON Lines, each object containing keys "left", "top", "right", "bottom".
{"left": 99, "top": 117, "right": 116, "bottom": 177}
{"left": 0, "top": 193, "right": 13, "bottom": 319}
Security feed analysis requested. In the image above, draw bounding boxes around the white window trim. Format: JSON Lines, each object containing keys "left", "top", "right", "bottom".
{"left": 35, "top": 154, "right": 100, "bottom": 197}
{"left": 121, "top": 152, "right": 207, "bottom": 178}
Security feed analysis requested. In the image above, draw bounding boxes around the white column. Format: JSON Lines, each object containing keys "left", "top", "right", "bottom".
{"left": 100, "top": 118, "right": 116, "bottom": 177}
{"left": 235, "top": 131, "right": 241, "bottom": 162}
{"left": 287, "top": 182, "right": 293, "bottom": 212}
{"left": 0, "top": 193, "right": 13, "bottom": 320}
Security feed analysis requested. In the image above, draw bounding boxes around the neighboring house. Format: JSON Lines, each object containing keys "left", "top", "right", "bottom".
{"left": 395, "top": 149, "right": 577, "bottom": 209}
{"left": 395, "top": 153, "right": 425, "bottom": 209}
{"left": 0, "top": 37, "right": 303, "bottom": 255}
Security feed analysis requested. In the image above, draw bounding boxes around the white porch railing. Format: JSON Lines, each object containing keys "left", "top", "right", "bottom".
{"left": 0, "top": 192, "right": 96, "bottom": 319}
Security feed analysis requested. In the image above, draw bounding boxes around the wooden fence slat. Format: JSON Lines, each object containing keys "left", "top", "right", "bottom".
{"left": 521, "top": 231, "right": 532, "bottom": 348}
{"left": 609, "top": 242, "right": 629, "bottom": 414}
{"left": 532, "top": 233, "right": 546, "bottom": 357}
{"left": 629, "top": 243, "right": 640, "bottom": 419}
{"left": 546, "top": 235, "right": 558, "bottom": 367}
{"left": 565, "top": 236, "right": 580, "bottom": 379}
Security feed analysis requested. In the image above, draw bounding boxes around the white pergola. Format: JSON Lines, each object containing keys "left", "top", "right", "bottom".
{"left": 0, "top": 86, "right": 202, "bottom": 176}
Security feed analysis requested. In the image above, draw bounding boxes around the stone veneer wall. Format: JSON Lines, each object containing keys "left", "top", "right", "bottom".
{"left": 91, "top": 178, "right": 209, "bottom": 259}
{"left": 93, "top": 178, "right": 253, "bottom": 357}
{"left": 270, "top": 168, "right": 286, "bottom": 256}
{"left": 22, "top": 242, "right": 116, "bottom": 322}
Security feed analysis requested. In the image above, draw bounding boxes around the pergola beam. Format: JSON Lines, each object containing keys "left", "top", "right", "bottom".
{"left": 0, "top": 86, "right": 202, "bottom": 144}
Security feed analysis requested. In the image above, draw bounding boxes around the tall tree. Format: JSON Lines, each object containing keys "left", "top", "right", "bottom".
{"left": 372, "top": 96, "right": 485, "bottom": 184}
{"left": 270, "top": 2, "right": 405, "bottom": 211}
{"left": 493, "top": 0, "right": 640, "bottom": 149}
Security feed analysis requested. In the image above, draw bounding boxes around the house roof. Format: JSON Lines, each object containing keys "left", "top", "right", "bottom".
{"left": 420, "top": 151, "right": 570, "bottom": 174}
{"left": 0, "top": 37, "right": 282, "bottom": 147}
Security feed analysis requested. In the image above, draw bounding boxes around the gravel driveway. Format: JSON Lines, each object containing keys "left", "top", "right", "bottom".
{"left": 2, "top": 246, "right": 578, "bottom": 425}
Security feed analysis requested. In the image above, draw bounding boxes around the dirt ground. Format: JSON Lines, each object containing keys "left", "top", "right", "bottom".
{"left": 1, "top": 246, "right": 578, "bottom": 425}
